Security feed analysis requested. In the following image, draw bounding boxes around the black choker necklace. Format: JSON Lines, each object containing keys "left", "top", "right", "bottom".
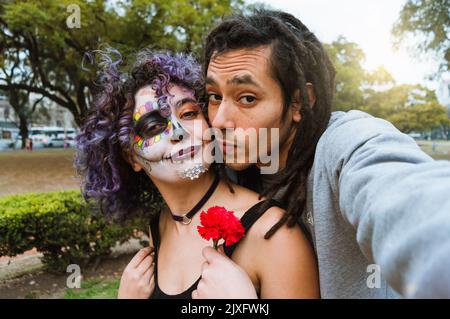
{"left": 171, "top": 174, "right": 220, "bottom": 225}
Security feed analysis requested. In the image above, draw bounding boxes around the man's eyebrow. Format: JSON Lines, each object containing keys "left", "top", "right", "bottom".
{"left": 205, "top": 76, "right": 217, "bottom": 86}
{"left": 227, "top": 74, "right": 261, "bottom": 88}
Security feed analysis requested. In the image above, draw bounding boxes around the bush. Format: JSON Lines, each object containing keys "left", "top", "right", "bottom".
{"left": 0, "top": 190, "right": 151, "bottom": 272}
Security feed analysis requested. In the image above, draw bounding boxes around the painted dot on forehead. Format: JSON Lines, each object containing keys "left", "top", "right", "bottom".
{"left": 133, "top": 101, "right": 158, "bottom": 122}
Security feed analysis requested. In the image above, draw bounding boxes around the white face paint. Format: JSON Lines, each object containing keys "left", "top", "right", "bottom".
{"left": 132, "top": 84, "right": 212, "bottom": 183}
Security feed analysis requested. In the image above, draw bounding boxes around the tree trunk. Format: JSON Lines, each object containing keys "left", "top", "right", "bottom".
{"left": 18, "top": 113, "right": 29, "bottom": 149}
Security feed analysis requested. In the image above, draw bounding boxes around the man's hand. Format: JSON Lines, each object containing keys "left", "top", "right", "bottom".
{"left": 118, "top": 247, "right": 155, "bottom": 299}
{"left": 192, "top": 246, "right": 258, "bottom": 299}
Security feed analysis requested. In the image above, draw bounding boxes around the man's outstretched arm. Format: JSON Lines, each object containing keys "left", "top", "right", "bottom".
{"left": 322, "top": 110, "right": 450, "bottom": 298}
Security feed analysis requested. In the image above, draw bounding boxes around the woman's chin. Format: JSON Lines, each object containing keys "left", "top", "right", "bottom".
{"left": 148, "top": 159, "right": 211, "bottom": 183}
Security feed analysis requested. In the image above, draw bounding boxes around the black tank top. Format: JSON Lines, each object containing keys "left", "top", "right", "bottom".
{"left": 149, "top": 199, "right": 284, "bottom": 299}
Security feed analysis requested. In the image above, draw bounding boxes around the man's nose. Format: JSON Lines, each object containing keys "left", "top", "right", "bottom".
{"left": 209, "top": 101, "right": 235, "bottom": 130}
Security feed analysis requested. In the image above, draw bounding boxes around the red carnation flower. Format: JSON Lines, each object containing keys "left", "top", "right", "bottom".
{"left": 197, "top": 206, "right": 245, "bottom": 249}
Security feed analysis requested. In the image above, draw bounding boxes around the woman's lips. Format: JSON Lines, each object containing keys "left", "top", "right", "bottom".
{"left": 170, "top": 145, "right": 201, "bottom": 162}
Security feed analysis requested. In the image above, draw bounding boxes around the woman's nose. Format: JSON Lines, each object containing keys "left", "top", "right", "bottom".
{"left": 170, "top": 121, "right": 189, "bottom": 142}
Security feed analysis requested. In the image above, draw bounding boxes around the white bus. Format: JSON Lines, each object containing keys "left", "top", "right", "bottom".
{"left": 12, "top": 126, "right": 77, "bottom": 149}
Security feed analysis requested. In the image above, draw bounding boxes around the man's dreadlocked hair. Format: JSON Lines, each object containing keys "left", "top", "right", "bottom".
{"left": 204, "top": 10, "right": 336, "bottom": 238}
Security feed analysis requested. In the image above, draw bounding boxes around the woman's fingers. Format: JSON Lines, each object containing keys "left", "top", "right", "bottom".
{"left": 128, "top": 247, "right": 153, "bottom": 269}
{"left": 142, "top": 262, "right": 155, "bottom": 279}
{"left": 136, "top": 255, "right": 153, "bottom": 274}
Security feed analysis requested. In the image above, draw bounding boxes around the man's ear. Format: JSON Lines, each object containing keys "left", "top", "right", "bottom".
{"left": 291, "top": 90, "right": 302, "bottom": 123}
{"left": 306, "top": 82, "right": 316, "bottom": 108}
{"left": 291, "top": 83, "right": 316, "bottom": 123}
{"left": 122, "top": 150, "right": 142, "bottom": 172}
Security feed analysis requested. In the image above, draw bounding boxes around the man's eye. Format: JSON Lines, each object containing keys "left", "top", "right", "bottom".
{"left": 239, "top": 95, "right": 256, "bottom": 105}
{"left": 208, "top": 94, "right": 222, "bottom": 103}
{"left": 180, "top": 111, "right": 199, "bottom": 120}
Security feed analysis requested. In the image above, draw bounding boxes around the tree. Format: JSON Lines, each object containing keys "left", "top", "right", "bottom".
{"left": 0, "top": 0, "right": 244, "bottom": 127}
{"left": 325, "top": 37, "right": 395, "bottom": 111}
{"left": 392, "top": 0, "right": 450, "bottom": 74}
{"left": 362, "top": 84, "right": 429, "bottom": 118}
{"left": 325, "top": 37, "right": 367, "bottom": 111}
{"left": 387, "top": 101, "right": 450, "bottom": 134}
{"left": 0, "top": 44, "right": 44, "bottom": 148}
{"left": 362, "top": 84, "right": 450, "bottom": 134}
{"left": 326, "top": 36, "right": 450, "bottom": 136}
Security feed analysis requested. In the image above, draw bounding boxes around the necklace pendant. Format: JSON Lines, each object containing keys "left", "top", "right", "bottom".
{"left": 181, "top": 215, "right": 192, "bottom": 225}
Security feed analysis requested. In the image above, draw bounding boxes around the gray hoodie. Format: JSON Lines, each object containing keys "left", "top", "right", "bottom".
{"left": 253, "top": 110, "right": 450, "bottom": 298}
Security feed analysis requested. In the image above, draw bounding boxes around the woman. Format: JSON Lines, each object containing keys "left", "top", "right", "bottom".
{"left": 76, "top": 48, "right": 318, "bottom": 299}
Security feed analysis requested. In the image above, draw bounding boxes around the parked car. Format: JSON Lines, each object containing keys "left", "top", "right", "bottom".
{"left": 44, "top": 136, "right": 66, "bottom": 148}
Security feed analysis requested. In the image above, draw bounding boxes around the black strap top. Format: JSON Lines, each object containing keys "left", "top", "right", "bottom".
{"left": 149, "top": 199, "right": 284, "bottom": 299}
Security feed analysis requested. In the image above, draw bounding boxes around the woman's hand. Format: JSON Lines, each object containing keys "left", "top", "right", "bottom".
{"left": 117, "top": 247, "right": 155, "bottom": 299}
{"left": 192, "top": 246, "right": 258, "bottom": 299}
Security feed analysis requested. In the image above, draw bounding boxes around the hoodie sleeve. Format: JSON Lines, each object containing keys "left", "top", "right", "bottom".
{"left": 320, "top": 110, "right": 450, "bottom": 298}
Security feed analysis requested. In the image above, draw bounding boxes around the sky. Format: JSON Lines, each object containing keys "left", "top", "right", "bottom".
{"left": 248, "top": 0, "right": 442, "bottom": 90}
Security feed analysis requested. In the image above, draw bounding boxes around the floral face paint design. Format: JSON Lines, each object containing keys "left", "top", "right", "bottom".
{"left": 133, "top": 90, "right": 175, "bottom": 150}
{"left": 132, "top": 84, "right": 212, "bottom": 183}
{"left": 133, "top": 117, "right": 172, "bottom": 150}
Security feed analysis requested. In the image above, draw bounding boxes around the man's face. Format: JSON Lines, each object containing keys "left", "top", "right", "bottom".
{"left": 206, "top": 46, "right": 294, "bottom": 171}
{"left": 131, "top": 84, "right": 212, "bottom": 183}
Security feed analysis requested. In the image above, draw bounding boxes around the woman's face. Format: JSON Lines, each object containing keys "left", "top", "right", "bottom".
{"left": 131, "top": 84, "right": 213, "bottom": 183}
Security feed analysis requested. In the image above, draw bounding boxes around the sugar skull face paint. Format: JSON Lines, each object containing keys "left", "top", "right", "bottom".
{"left": 132, "top": 84, "right": 212, "bottom": 183}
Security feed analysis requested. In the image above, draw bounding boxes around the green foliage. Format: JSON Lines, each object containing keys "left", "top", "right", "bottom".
{"left": 361, "top": 84, "right": 450, "bottom": 133}
{"left": 387, "top": 101, "right": 450, "bottom": 133}
{"left": 326, "top": 36, "right": 450, "bottom": 135}
{"left": 0, "top": 190, "right": 149, "bottom": 272}
{"left": 392, "top": 0, "right": 450, "bottom": 73}
{"left": 325, "top": 37, "right": 367, "bottom": 111}
{"left": 65, "top": 277, "right": 120, "bottom": 299}
{"left": 325, "top": 37, "right": 396, "bottom": 111}
{"left": 0, "top": 0, "right": 245, "bottom": 126}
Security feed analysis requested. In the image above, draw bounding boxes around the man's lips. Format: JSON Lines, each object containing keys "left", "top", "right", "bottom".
{"left": 218, "top": 140, "right": 237, "bottom": 153}
{"left": 170, "top": 145, "right": 201, "bottom": 162}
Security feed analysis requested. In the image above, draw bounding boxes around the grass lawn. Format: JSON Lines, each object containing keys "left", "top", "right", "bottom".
{"left": 0, "top": 148, "right": 79, "bottom": 197}
{"left": 416, "top": 140, "right": 450, "bottom": 161}
{"left": 64, "top": 277, "right": 120, "bottom": 299}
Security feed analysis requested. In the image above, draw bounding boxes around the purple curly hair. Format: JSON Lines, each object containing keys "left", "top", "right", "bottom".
{"left": 75, "top": 48, "right": 204, "bottom": 220}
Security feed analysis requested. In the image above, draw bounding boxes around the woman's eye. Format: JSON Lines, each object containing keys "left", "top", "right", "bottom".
{"left": 180, "top": 111, "right": 199, "bottom": 120}
{"left": 141, "top": 122, "right": 167, "bottom": 137}
{"left": 134, "top": 111, "right": 168, "bottom": 138}
{"left": 208, "top": 94, "right": 222, "bottom": 103}
{"left": 239, "top": 95, "right": 256, "bottom": 105}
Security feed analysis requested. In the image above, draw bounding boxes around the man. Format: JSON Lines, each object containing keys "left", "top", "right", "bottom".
{"left": 193, "top": 9, "right": 450, "bottom": 298}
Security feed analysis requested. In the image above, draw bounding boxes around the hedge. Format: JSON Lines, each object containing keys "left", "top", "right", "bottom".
{"left": 0, "top": 190, "right": 151, "bottom": 272}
